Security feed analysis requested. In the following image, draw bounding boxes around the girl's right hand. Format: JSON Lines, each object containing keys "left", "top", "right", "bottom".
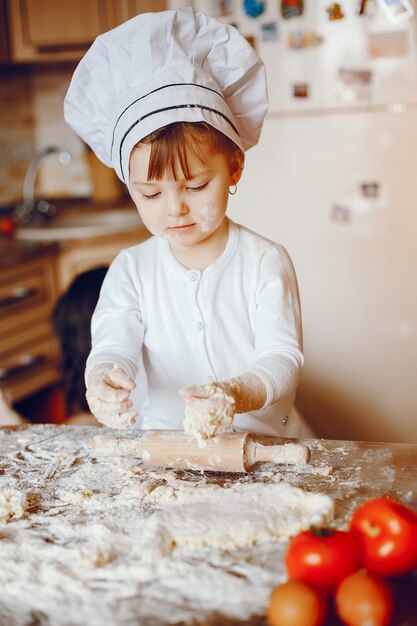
{"left": 86, "top": 363, "right": 137, "bottom": 429}
{"left": 179, "top": 382, "right": 236, "bottom": 444}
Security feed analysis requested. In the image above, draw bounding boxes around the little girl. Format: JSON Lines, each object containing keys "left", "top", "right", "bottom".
{"left": 64, "top": 8, "right": 304, "bottom": 440}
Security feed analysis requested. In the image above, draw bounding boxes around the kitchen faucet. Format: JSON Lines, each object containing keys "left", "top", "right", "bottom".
{"left": 14, "top": 146, "right": 72, "bottom": 224}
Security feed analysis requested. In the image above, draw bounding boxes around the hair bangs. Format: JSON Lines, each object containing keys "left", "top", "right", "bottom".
{"left": 145, "top": 124, "right": 211, "bottom": 181}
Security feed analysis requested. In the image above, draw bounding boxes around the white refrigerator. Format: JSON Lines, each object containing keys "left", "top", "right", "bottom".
{"left": 193, "top": 0, "right": 417, "bottom": 443}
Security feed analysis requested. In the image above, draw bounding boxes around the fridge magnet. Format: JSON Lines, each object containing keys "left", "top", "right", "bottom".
{"left": 211, "top": 0, "right": 233, "bottom": 16}
{"left": 260, "top": 22, "right": 279, "bottom": 42}
{"left": 243, "top": 0, "right": 265, "bottom": 18}
{"left": 376, "top": 0, "right": 414, "bottom": 23}
{"left": 287, "top": 30, "right": 323, "bottom": 49}
{"left": 326, "top": 3, "right": 345, "bottom": 20}
{"left": 293, "top": 83, "right": 309, "bottom": 98}
{"left": 330, "top": 203, "right": 351, "bottom": 222}
{"left": 357, "top": 0, "right": 376, "bottom": 16}
{"left": 369, "top": 30, "right": 408, "bottom": 58}
{"left": 281, "top": 0, "right": 304, "bottom": 20}
{"left": 338, "top": 68, "right": 372, "bottom": 101}
{"left": 360, "top": 181, "right": 380, "bottom": 198}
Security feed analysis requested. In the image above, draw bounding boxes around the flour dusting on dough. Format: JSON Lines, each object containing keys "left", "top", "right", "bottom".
{"left": 136, "top": 480, "right": 334, "bottom": 562}
{"left": 182, "top": 384, "right": 235, "bottom": 447}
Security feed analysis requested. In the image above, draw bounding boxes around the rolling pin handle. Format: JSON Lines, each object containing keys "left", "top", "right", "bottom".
{"left": 246, "top": 439, "right": 310, "bottom": 466}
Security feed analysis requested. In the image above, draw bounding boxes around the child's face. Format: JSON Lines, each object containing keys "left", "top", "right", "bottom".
{"left": 129, "top": 140, "right": 241, "bottom": 249}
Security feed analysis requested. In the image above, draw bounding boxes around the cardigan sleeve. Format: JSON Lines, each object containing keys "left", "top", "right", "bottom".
{"left": 85, "top": 249, "right": 145, "bottom": 383}
{"left": 244, "top": 244, "right": 304, "bottom": 408}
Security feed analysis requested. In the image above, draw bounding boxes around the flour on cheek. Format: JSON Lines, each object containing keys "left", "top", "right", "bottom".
{"left": 161, "top": 229, "right": 174, "bottom": 241}
{"left": 199, "top": 205, "right": 221, "bottom": 233}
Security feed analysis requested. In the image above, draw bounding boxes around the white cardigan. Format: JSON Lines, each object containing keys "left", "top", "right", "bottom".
{"left": 86, "top": 220, "right": 304, "bottom": 436}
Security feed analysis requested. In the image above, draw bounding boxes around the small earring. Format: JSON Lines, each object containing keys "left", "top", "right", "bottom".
{"left": 229, "top": 184, "right": 237, "bottom": 196}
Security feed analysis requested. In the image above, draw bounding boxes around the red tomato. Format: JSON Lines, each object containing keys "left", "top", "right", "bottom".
{"left": 267, "top": 581, "right": 327, "bottom": 626}
{"left": 335, "top": 570, "right": 394, "bottom": 626}
{"left": 285, "top": 527, "right": 362, "bottom": 593}
{"left": 350, "top": 495, "right": 417, "bottom": 577}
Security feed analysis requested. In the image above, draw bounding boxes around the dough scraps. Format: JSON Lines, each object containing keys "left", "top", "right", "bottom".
{"left": 0, "top": 488, "right": 27, "bottom": 524}
{"left": 135, "top": 480, "right": 334, "bottom": 562}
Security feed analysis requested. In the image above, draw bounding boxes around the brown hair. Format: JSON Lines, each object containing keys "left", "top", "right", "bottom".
{"left": 136, "top": 122, "right": 243, "bottom": 181}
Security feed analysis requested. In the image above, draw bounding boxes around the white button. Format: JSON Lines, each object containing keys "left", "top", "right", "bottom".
{"left": 207, "top": 375, "right": 215, "bottom": 383}
{"left": 196, "top": 321, "right": 203, "bottom": 331}
{"left": 189, "top": 272, "right": 199, "bottom": 281}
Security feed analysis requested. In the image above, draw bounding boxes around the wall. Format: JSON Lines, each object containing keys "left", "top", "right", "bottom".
{"left": 0, "top": 67, "right": 91, "bottom": 206}
{"left": 0, "top": 70, "right": 35, "bottom": 204}
{"left": 30, "top": 69, "right": 91, "bottom": 199}
{"left": 228, "top": 108, "right": 417, "bottom": 444}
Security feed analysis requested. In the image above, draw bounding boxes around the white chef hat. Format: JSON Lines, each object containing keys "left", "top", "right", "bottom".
{"left": 64, "top": 8, "right": 268, "bottom": 183}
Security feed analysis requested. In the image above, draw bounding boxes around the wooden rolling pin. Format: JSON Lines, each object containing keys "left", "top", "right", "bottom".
{"left": 92, "top": 430, "right": 310, "bottom": 473}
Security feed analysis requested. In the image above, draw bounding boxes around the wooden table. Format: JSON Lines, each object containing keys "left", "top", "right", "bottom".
{"left": 0, "top": 425, "right": 416, "bottom": 625}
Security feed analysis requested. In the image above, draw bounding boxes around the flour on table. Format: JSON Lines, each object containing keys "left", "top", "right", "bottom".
{"left": 135, "top": 480, "right": 334, "bottom": 562}
{"left": 0, "top": 426, "right": 339, "bottom": 626}
{"left": 0, "top": 488, "right": 27, "bottom": 524}
{"left": 60, "top": 489, "right": 95, "bottom": 504}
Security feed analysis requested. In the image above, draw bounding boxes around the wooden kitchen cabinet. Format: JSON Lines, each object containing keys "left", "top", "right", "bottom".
{"left": 0, "top": 0, "right": 10, "bottom": 63}
{"left": 6, "top": 0, "right": 114, "bottom": 63}
{"left": 0, "top": 248, "right": 60, "bottom": 403}
{"left": 112, "top": 0, "right": 167, "bottom": 25}
{"left": 5, "top": 0, "right": 167, "bottom": 63}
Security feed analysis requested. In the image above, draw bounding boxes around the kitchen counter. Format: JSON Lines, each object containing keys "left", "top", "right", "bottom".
{"left": 0, "top": 425, "right": 416, "bottom": 625}
{"left": 0, "top": 237, "right": 58, "bottom": 270}
{"left": 0, "top": 199, "right": 135, "bottom": 264}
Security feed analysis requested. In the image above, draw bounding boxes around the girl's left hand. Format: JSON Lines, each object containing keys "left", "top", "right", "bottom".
{"left": 179, "top": 382, "right": 236, "bottom": 444}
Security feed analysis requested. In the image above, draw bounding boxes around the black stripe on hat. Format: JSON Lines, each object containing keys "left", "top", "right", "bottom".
{"left": 119, "top": 103, "right": 240, "bottom": 181}
{"left": 110, "top": 82, "right": 228, "bottom": 158}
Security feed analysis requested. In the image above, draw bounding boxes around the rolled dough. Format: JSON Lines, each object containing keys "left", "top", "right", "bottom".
{"left": 133, "top": 479, "right": 334, "bottom": 562}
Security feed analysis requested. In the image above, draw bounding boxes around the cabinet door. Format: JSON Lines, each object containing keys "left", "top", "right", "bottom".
{"left": 112, "top": 0, "right": 167, "bottom": 25}
{"left": 0, "top": 0, "right": 10, "bottom": 62}
{"left": 0, "top": 253, "right": 60, "bottom": 403}
{"left": 7, "top": 0, "right": 114, "bottom": 62}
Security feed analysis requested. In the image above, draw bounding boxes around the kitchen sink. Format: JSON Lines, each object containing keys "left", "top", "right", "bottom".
{"left": 15, "top": 208, "right": 143, "bottom": 241}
